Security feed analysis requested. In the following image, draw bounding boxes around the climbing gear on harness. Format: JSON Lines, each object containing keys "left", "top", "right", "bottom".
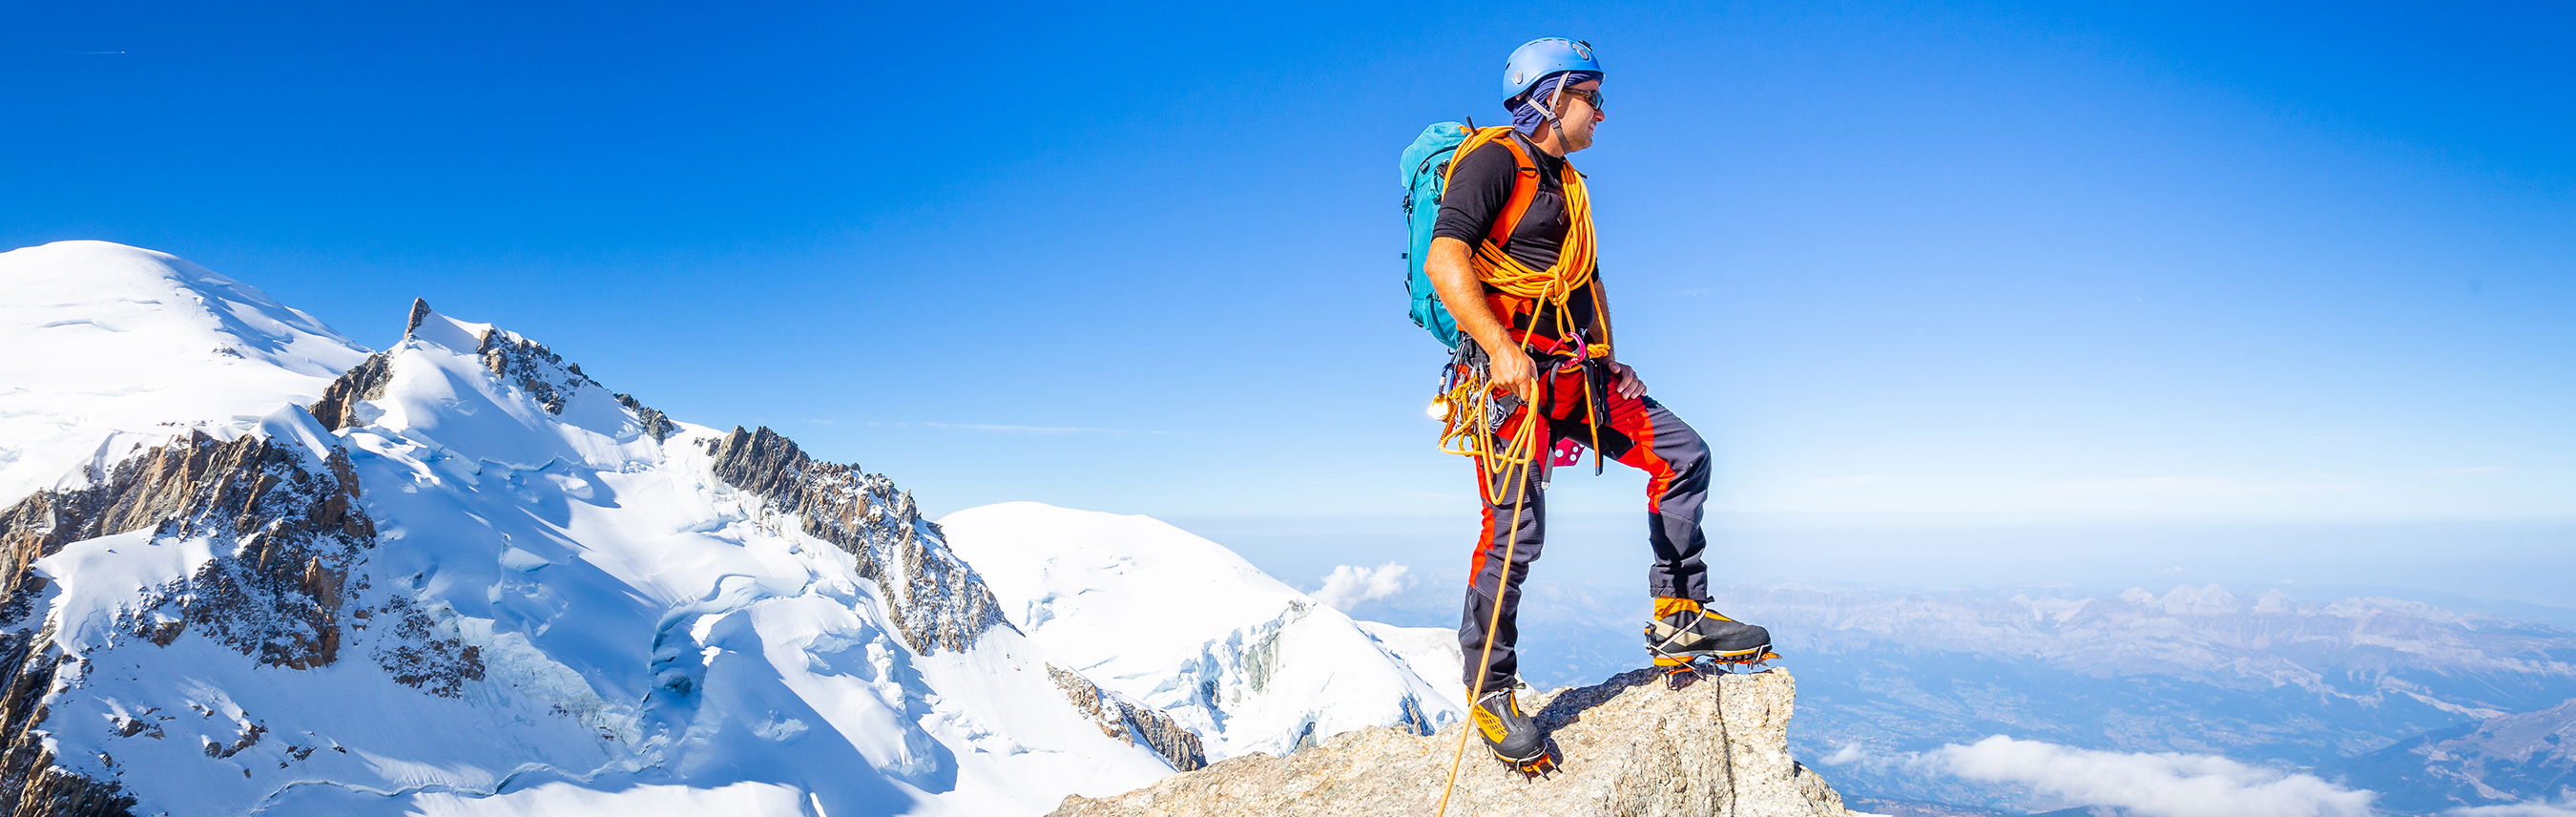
{"left": 1432, "top": 329, "right": 1612, "bottom": 477}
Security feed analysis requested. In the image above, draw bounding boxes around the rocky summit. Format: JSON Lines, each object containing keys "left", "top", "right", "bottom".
{"left": 1050, "top": 667, "right": 1857, "bottom": 817}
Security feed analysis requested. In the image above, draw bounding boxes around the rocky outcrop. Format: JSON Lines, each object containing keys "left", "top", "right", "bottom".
{"left": 476, "top": 330, "right": 596, "bottom": 415}
{"left": 0, "top": 428, "right": 378, "bottom": 817}
{"left": 0, "top": 429, "right": 371, "bottom": 668}
{"left": 403, "top": 297, "right": 434, "bottom": 337}
{"left": 401, "top": 297, "right": 643, "bottom": 423}
{"left": 1049, "top": 664, "right": 1208, "bottom": 772}
{"left": 0, "top": 417, "right": 503, "bottom": 816}
{"left": 0, "top": 634, "right": 135, "bottom": 817}
{"left": 613, "top": 393, "right": 676, "bottom": 443}
{"left": 306, "top": 352, "right": 393, "bottom": 432}
{"left": 1049, "top": 668, "right": 1854, "bottom": 817}
{"left": 704, "top": 427, "right": 1005, "bottom": 654}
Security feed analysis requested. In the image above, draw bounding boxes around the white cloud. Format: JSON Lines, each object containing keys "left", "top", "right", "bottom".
{"left": 1921, "top": 736, "right": 2375, "bottom": 817}
{"left": 1821, "top": 743, "right": 1867, "bottom": 765}
{"left": 2046, "top": 476, "right": 2362, "bottom": 497}
{"left": 1314, "top": 563, "right": 1413, "bottom": 612}
{"left": 2448, "top": 795, "right": 2576, "bottom": 816}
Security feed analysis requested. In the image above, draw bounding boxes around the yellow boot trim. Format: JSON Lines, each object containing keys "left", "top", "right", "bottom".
{"left": 1469, "top": 694, "right": 1519, "bottom": 744}
{"left": 1652, "top": 597, "right": 1701, "bottom": 619}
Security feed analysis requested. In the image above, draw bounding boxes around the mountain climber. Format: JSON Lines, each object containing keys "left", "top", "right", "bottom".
{"left": 1422, "top": 38, "right": 1776, "bottom": 775}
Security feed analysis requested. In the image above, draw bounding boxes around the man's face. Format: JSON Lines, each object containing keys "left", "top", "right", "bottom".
{"left": 1553, "top": 79, "right": 1605, "bottom": 152}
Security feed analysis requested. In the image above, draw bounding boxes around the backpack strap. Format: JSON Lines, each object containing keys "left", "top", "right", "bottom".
{"left": 1484, "top": 134, "right": 1543, "bottom": 250}
{"left": 1442, "top": 127, "right": 1546, "bottom": 252}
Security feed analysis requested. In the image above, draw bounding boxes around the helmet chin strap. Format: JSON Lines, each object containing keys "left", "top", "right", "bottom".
{"left": 1544, "top": 81, "right": 1568, "bottom": 147}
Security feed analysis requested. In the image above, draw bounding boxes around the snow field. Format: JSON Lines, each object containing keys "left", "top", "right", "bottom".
{"left": 937, "top": 502, "right": 1465, "bottom": 760}
{"left": 0, "top": 241, "right": 366, "bottom": 505}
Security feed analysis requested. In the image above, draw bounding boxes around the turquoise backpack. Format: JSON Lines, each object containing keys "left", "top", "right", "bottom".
{"left": 1402, "top": 123, "right": 1470, "bottom": 347}
{"left": 1401, "top": 122, "right": 1536, "bottom": 348}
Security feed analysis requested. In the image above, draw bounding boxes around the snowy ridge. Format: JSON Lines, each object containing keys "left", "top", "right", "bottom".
{"left": 0, "top": 241, "right": 368, "bottom": 506}
{"left": 0, "top": 243, "right": 1196, "bottom": 816}
{"left": 937, "top": 502, "right": 1465, "bottom": 760}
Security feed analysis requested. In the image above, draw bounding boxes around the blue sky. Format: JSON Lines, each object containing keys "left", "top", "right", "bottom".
{"left": 7, "top": 2, "right": 2570, "bottom": 593}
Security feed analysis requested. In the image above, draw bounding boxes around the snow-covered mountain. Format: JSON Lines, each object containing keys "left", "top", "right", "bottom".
{"left": 0, "top": 241, "right": 1231, "bottom": 816}
{"left": 937, "top": 502, "right": 1463, "bottom": 760}
{"left": 0, "top": 241, "right": 365, "bottom": 506}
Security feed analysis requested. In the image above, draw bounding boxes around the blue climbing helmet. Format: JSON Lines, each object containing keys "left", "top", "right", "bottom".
{"left": 1502, "top": 37, "right": 1602, "bottom": 106}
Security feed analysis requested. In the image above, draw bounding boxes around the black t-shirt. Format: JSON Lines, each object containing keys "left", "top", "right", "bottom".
{"left": 1431, "top": 131, "right": 1598, "bottom": 345}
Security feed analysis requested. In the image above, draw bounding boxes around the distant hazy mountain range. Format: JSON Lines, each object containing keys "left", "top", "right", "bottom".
{"left": 1372, "top": 576, "right": 2576, "bottom": 813}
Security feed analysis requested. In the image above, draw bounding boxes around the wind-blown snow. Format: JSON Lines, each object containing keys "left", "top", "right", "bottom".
{"left": 0, "top": 241, "right": 369, "bottom": 505}
{"left": 936, "top": 502, "right": 1463, "bottom": 759}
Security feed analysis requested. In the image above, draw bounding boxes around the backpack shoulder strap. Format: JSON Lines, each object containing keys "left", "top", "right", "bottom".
{"left": 1485, "top": 132, "right": 1543, "bottom": 249}
{"left": 1443, "top": 127, "right": 1546, "bottom": 252}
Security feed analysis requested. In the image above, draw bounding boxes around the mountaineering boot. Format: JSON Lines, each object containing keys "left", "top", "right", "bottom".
{"left": 1645, "top": 597, "right": 1776, "bottom": 677}
{"left": 1468, "top": 688, "right": 1553, "bottom": 776}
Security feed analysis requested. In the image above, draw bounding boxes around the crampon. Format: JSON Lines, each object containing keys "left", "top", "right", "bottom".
{"left": 1492, "top": 742, "right": 1560, "bottom": 780}
{"left": 1651, "top": 646, "right": 1780, "bottom": 689}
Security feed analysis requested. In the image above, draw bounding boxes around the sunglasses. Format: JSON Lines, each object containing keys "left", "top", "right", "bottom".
{"left": 1558, "top": 86, "right": 1604, "bottom": 113}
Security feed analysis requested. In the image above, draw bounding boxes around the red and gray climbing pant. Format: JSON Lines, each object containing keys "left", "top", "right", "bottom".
{"left": 1457, "top": 360, "right": 1712, "bottom": 694}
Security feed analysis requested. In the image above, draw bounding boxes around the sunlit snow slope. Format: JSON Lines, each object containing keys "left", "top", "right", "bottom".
{"left": 0, "top": 241, "right": 366, "bottom": 505}
{"left": 1, "top": 242, "right": 1182, "bottom": 817}
{"left": 937, "top": 502, "right": 1465, "bottom": 760}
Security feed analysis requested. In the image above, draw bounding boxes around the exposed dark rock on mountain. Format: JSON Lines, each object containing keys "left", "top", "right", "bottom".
{"left": 306, "top": 352, "right": 392, "bottom": 432}
{"left": 612, "top": 392, "right": 675, "bottom": 442}
{"left": 0, "top": 429, "right": 370, "bottom": 668}
{"left": 0, "top": 427, "right": 377, "bottom": 817}
{"left": 1050, "top": 664, "right": 1209, "bottom": 772}
{"left": 705, "top": 426, "right": 1006, "bottom": 654}
{"left": 477, "top": 332, "right": 593, "bottom": 415}
{"left": 0, "top": 636, "right": 136, "bottom": 817}
{"left": 402, "top": 297, "right": 433, "bottom": 337}
{"left": 1050, "top": 667, "right": 1854, "bottom": 817}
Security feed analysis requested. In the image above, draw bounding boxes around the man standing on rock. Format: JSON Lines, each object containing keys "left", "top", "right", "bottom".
{"left": 1423, "top": 37, "right": 1776, "bottom": 774}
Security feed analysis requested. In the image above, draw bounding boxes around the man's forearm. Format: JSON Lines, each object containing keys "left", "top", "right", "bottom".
{"left": 1427, "top": 238, "right": 1515, "bottom": 356}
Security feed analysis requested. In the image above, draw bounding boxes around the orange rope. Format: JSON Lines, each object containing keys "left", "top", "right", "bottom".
{"left": 1434, "top": 394, "right": 1542, "bottom": 817}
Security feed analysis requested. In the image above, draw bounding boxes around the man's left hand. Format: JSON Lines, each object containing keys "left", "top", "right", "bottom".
{"left": 1606, "top": 361, "right": 1646, "bottom": 399}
